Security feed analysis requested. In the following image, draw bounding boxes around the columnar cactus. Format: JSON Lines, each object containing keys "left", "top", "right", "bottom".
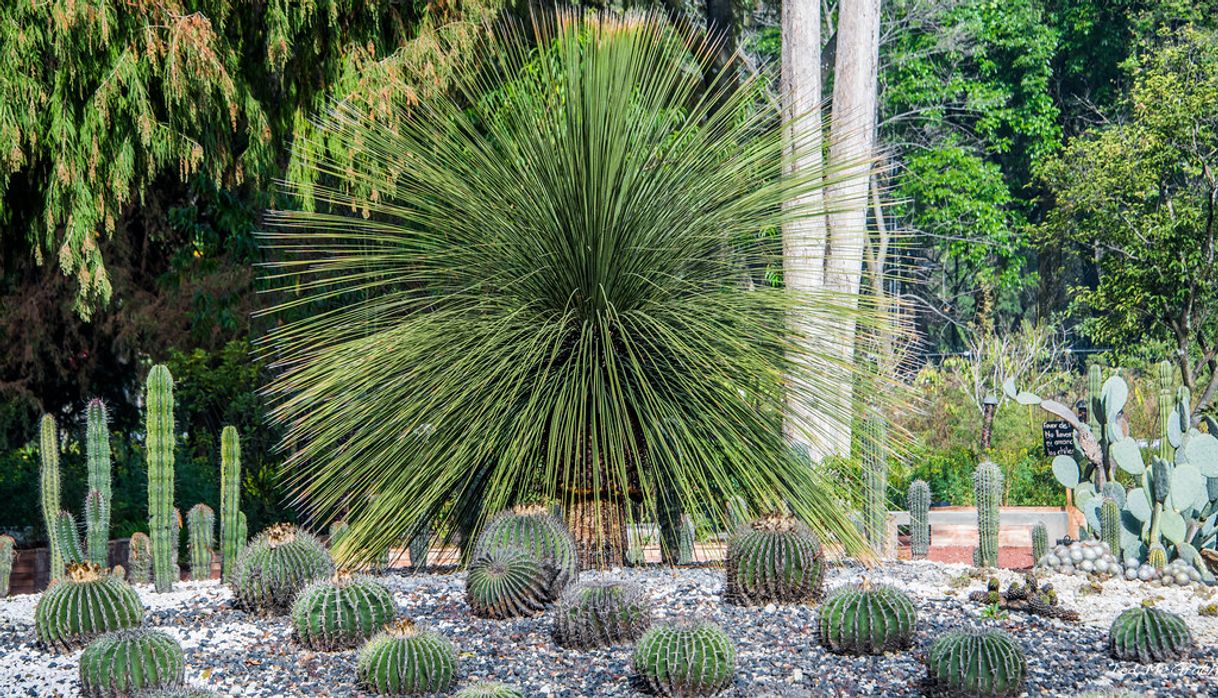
{"left": 474, "top": 505, "right": 578, "bottom": 596}
{"left": 454, "top": 683, "right": 524, "bottom": 698}
{"left": 409, "top": 519, "right": 431, "bottom": 570}
{"left": 85, "top": 399, "right": 112, "bottom": 567}
{"left": 553, "top": 580, "right": 653, "bottom": 648}
{"left": 1031, "top": 523, "right": 1048, "bottom": 564}
{"left": 128, "top": 532, "right": 152, "bottom": 584}
{"left": 974, "top": 461, "right": 1002, "bottom": 568}
{"left": 145, "top": 365, "right": 176, "bottom": 593}
{"left": 1100, "top": 497, "right": 1121, "bottom": 558}
{"left": 357, "top": 619, "right": 457, "bottom": 695}
{"left": 0, "top": 534, "right": 13, "bottom": 596}
{"left": 861, "top": 414, "right": 889, "bottom": 552}
{"left": 724, "top": 513, "right": 825, "bottom": 605}
{"left": 818, "top": 580, "right": 917, "bottom": 655}
{"left": 1108, "top": 604, "right": 1193, "bottom": 663}
{"left": 219, "top": 425, "right": 243, "bottom": 582}
{"left": 40, "top": 414, "right": 64, "bottom": 580}
{"left": 55, "top": 510, "right": 86, "bottom": 565}
{"left": 908, "top": 480, "right": 930, "bottom": 559}
{"left": 1148, "top": 545, "right": 1167, "bottom": 571}
{"left": 925, "top": 627, "right": 1026, "bottom": 698}
{"left": 34, "top": 563, "right": 144, "bottom": 651}
{"left": 1087, "top": 364, "right": 1103, "bottom": 437}
{"left": 678, "top": 513, "right": 696, "bottom": 565}
{"left": 187, "top": 504, "right": 215, "bottom": 581}
{"left": 466, "top": 546, "right": 556, "bottom": 619}
{"left": 78, "top": 628, "right": 185, "bottom": 698}
{"left": 231, "top": 524, "right": 335, "bottom": 614}
{"left": 657, "top": 478, "right": 684, "bottom": 566}
{"left": 291, "top": 571, "right": 397, "bottom": 650}
{"left": 1158, "top": 361, "right": 1175, "bottom": 461}
{"left": 633, "top": 621, "right": 736, "bottom": 697}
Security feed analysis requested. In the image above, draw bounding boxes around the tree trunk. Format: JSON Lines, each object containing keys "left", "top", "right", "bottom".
{"left": 566, "top": 496, "right": 628, "bottom": 569}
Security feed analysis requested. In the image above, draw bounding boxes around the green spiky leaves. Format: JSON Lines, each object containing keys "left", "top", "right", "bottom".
{"left": 724, "top": 514, "right": 824, "bottom": 605}
{"left": 357, "top": 619, "right": 458, "bottom": 695}
{"left": 465, "top": 547, "right": 555, "bottom": 619}
{"left": 231, "top": 524, "right": 334, "bottom": 615}
{"left": 291, "top": 572, "right": 397, "bottom": 650}
{"left": 818, "top": 581, "right": 917, "bottom": 655}
{"left": 926, "top": 627, "right": 1026, "bottom": 697}
{"left": 35, "top": 563, "right": 144, "bottom": 651}
{"left": 553, "top": 580, "right": 653, "bottom": 649}
{"left": 633, "top": 621, "right": 736, "bottom": 697}
{"left": 79, "top": 628, "right": 185, "bottom": 698}
{"left": 1108, "top": 605, "right": 1193, "bottom": 663}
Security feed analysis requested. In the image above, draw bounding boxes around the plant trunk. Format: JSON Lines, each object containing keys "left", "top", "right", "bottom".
{"left": 566, "top": 496, "right": 628, "bottom": 569}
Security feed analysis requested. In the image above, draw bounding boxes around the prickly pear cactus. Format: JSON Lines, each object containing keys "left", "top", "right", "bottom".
{"left": 34, "top": 562, "right": 144, "bottom": 651}
{"left": 553, "top": 580, "right": 652, "bottom": 649}
{"left": 357, "top": 619, "right": 457, "bottom": 695}
{"left": 724, "top": 513, "right": 824, "bottom": 606}
{"left": 633, "top": 621, "right": 735, "bottom": 697}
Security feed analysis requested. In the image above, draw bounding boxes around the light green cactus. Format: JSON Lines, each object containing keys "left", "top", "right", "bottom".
{"left": 974, "top": 461, "right": 1002, "bottom": 568}
{"left": 55, "top": 510, "right": 86, "bottom": 565}
{"left": 908, "top": 480, "right": 930, "bottom": 559}
{"left": 861, "top": 414, "right": 889, "bottom": 553}
{"left": 1101, "top": 497, "right": 1121, "bottom": 558}
{"left": 127, "top": 532, "right": 152, "bottom": 584}
{"left": 85, "top": 399, "right": 112, "bottom": 567}
{"left": 187, "top": 504, "right": 215, "bottom": 581}
{"left": 0, "top": 535, "right": 15, "bottom": 596}
{"left": 145, "top": 365, "right": 176, "bottom": 592}
{"left": 219, "top": 426, "right": 243, "bottom": 582}
{"left": 1031, "top": 522, "right": 1048, "bottom": 564}
{"left": 409, "top": 519, "right": 431, "bottom": 570}
{"left": 40, "top": 414, "right": 64, "bottom": 580}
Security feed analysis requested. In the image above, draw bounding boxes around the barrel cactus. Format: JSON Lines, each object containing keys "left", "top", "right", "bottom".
{"left": 453, "top": 683, "right": 524, "bottom": 698}
{"left": 474, "top": 505, "right": 578, "bottom": 596}
{"left": 231, "top": 524, "right": 334, "bottom": 614}
{"left": 553, "top": 580, "right": 652, "bottom": 648}
{"left": 926, "top": 627, "right": 1026, "bottom": 698}
{"left": 79, "top": 629, "right": 185, "bottom": 698}
{"left": 465, "top": 546, "right": 555, "bottom": 619}
{"left": 291, "top": 571, "right": 397, "bottom": 650}
{"left": 724, "top": 513, "right": 824, "bottom": 605}
{"left": 357, "top": 619, "right": 458, "bottom": 695}
{"left": 633, "top": 621, "right": 736, "bottom": 697}
{"left": 34, "top": 562, "right": 143, "bottom": 651}
{"left": 1108, "top": 604, "right": 1193, "bottom": 663}
{"left": 818, "top": 580, "right": 917, "bottom": 655}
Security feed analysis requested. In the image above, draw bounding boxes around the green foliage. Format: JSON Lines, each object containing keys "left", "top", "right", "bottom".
{"left": 145, "top": 365, "right": 176, "bottom": 593}
{"left": 454, "top": 683, "right": 524, "bottom": 698}
{"left": 34, "top": 563, "right": 143, "bottom": 651}
{"left": 85, "top": 400, "right": 112, "bottom": 566}
{"left": 724, "top": 514, "right": 825, "bottom": 606}
{"left": 290, "top": 572, "right": 396, "bottom": 651}
{"left": 632, "top": 621, "right": 736, "bottom": 697}
{"left": 974, "top": 462, "right": 1003, "bottom": 568}
{"left": 230, "top": 524, "right": 334, "bottom": 615}
{"left": 908, "top": 480, "right": 930, "bottom": 559}
{"left": 553, "top": 580, "right": 653, "bottom": 649}
{"left": 818, "top": 582, "right": 917, "bottom": 655}
{"left": 219, "top": 425, "right": 243, "bottom": 583}
{"left": 356, "top": 620, "right": 457, "bottom": 696}
{"left": 465, "top": 547, "right": 555, "bottom": 620}
{"left": 78, "top": 628, "right": 185, "bottom": 698}
{"left": 127, "top": 532, "right": 152, "bottom": 585}
{"left": 472, "top": 508, "right": 578, "bottom": 597}
{"left": 40, "top": 414, "right": 63, "bottom": 580}
{"left": 925, "top": 627, "right": 1027, "bottom": 698}
{"left": 1108, "top": 605, "right": 1193, "bottom": 663}
{"left": 186, "top": 504, "right": 215, "bottom": 581}
{"left": 0, "top": 534, "right": 13, "bottom": 596}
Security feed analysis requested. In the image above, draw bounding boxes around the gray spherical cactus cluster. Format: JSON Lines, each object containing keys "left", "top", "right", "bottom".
{"left": 925, "top": 627, "right": 1026, "bottom": 698}
{"left": 466, "top": 546, "right": 555, "bottom": 619}
{"left": 357, "top": 619, "right": 458, "bottom": 695}
{"left": 231, "top": 524, "right": 335, "bottom": 615}
{"left": 1120, "top": 556, "right": 1202, "bottom": 586}
{"left": 1108, "top": 604, "right": 1193, "bottom": 663}
{"left": 553, "top": 580, "right": 652, "bottom": 649}
{"left": 818, "top": 580, "right": 917, "bottom": 655}
{"left": 291, "top": 571, "right": 397, "bottom": 650}
{"left": 34, "top": 563, "right": 143, "bottom": 651}
{"left": 474, "top": 505, "right": 579, "bottom": 596}
{"left": 1036, "top": 539, "right": 1120, "bottom": 577}
{"left": 79, "top": 628, "right": 185, "bottom": 698}
{"left": 453, "top": 682, "right": 525, "bottom": 698}
{"left": 724, "top": 513, "right": 824, "bottom": 605}
{"left": 632, "top": 621, "right": 736, "bottom": 697}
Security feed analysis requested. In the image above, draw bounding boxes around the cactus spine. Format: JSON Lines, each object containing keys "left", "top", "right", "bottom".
{"left": 0, "top": 534, "right": 14, "bottom": 596}
{"left": 85, "top": 399, "right": 112, "bottom": 567}
{"left": 1158, "top": 361, "right": 1175, "bottom": 461}
{"left": 55, "top": 510, "right": 86, "bottom": 565}
{"left": 1031, "top": 523, "right": 1048, "bottom": 564}
{"left": 40, "top": 414, "right": 64, "bottom": 580}
{"left": 861, "top": 414, "right": 889, "bottom": 553}
{"left": 146, "top": 365, "right": 176, "bottom": 592}
{"left": 974, "top": 461, "right": 1002, "bottom": 568}
{"left": 219, "top": 425, "right": 242, "bottom": 582}
{"left": 1101, "top": 497, "right": 1121, "bottom": 558}
{"left": 908, "top": 480, "right": 930, "bottom": 559}
{"left": 187, "top": 504, "right": 215, "bottom": 581}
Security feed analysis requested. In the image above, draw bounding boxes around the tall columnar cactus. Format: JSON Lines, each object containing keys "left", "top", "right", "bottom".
{"left": 127, "top": 532, "right": 152, "bottom": 584}
{"left": 1101, "top": 497, "right": 1121, "bottom": 558}
{"left": 34, "top": 562, "right": 144, "bottom": 651}
{"left": 145, "top": 365, "right": 176, "bottom": 593}
{"left": 818, "top": 580, "right": 918, "bottom": 655}
{"left": 633, "top": 621, "right": 736, "bottom": 697}
{"left": 1108, "top": 604, "right": 1193, "bottom": 663}
{"left": 678, "top": 513, "right": 696, "bottom": 565}
{"left": 219, "top": 425, "right": 242, "bottom": 582}
{"left": 1087, "top": 364, "right": 1103, "bottom": 437}
{"left": 1031, "top": 523, "right": 1048, "bottom": 564}
{"left": 78, "top": 628, "right": 185, "bottom": 698}
{"left": 186, "top": 504, "right": 215, "bottom": 581}
{"left": 553, "top": 580, "right": 653, "bottom": 649}
{"left": 474, "top": 506, "right": 579, "bottom": 597}
{"left": 926, "top": 627, "right": 1026, "bottom": 698}
{"left": 861, "top": 414, "right": 889, "bottom": 553}
{"left": 40, "top": 414, "right": 64, "bottom": 580}
{"left": 1157, "top": 361, "right": 1175, "bottom": 461}
{"left": 55, "top": 510, "right": 86, "bottom": 565}
{"left": 974, "top": 461, "right": 1003, "bottom": 569}
{"left": 85, "top": 399, "right": 113, "bottom": 567}
{"left": 0, "top": 535, "right": 15, "bottom": 597}
{"left": 357, "top": 619, "right": 458, "bottom": 695}
{"left": 908, "top": 480, "right": 930, "bottom": 559}
{"left": 657, "top": 477, "right": 684, "bottom": 566}
{"left": 409, "top": 519, "right": 431, "bottom": 570}
{"left": 291, "top": 572, "right": 396, "bottom": 650}
{"left": 724, "top": 513, "right": 825, "bottom": 605}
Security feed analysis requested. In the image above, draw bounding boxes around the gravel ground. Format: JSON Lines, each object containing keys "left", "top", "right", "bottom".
{"left": 2, "top": 560, "right": 1216, "bottom": 697}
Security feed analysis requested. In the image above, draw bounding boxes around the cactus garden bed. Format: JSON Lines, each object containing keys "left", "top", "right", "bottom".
{"left": 3, "top": 560, "right": 1217, "bottom": 697}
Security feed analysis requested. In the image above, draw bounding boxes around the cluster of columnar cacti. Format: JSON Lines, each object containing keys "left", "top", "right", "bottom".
{"left": 861, "top": 414, "right": 889, "bottom": 553}
{"left": 973, "top": 461, "right": 1002, "bottom": 568}
{"left": 187, "top": 504, "right": 215, "bottom": 581}
{"left": 474, "top": 506, "right": 579, "bottom": 596}
{"left": 907, "top": 480, "right": 930, "bottom": 559}
{"left": 291, "top": 571, "right": 397, "bottom": 650}
{"left": 1108, "top": 604, "right": 1193, "bottom": 663}
{"left": 78, "top": 628, "right": 185, "bottom": 698}
{"left": 454, "top": 683, "right": 524, "bottom": 698}
{"left": 818, "top": 580, "right": 917, "bottom": 655}
{"left": 128, "top": 532, "right": 152, "bottom": 584}
{"left": 724, "top": 513, "right": 824, "bottom": 605}
{"left": 553, "top": 580, "right": 653, "bottom": 649}
{"left": 0, "top": 534, "right": 13, "bottom": 596}
{"left": 85, "top": 400, "right": 112, "bottom": 567}
{"left": 219, "top": 425, "right": 244, "bottom": 583}
{"left": 40, "top": 414, "right": 64, "bottom": 580}
{"left": 466, "top": 546, "right": 555, "bottom": 619}
{"left": 34, "top": 562, "right": 144, "bottom": 650}
{"left": 632, "top": 621, "right": 736, "bottom": 697}
{"left": 925, "top": 627, "right": 1026, "bottom": 697}
{"left": 231, "top": 524, "right": 335, "bottom": 614}
{"left": 1031, "top": 522, "right": 1048, "bottom": 564}
{"left": 145, "top": 365, "right": 177, "bottom": 593}
{"left": 357, "top": 619, "right": 457, "bottom": 695}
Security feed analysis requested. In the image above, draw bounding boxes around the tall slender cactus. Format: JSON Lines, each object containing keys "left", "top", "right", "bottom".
{"left": 1031, "top": 522, "right": 1048, "bottom": 564}
{"left": 187, "top": 504, "right": 215, "bottom": 581}
{"left": 219, "top": 425, "right": 243, "bottom": 582}
{"left": 1087, "top": 365, "right": 1102, "bottom": 436}
{"left": 408, "top": 520, "right": 431, "bottom": 570}
{"left": 907, "top": 480, "right": 930, "bottom": 559}
{"left": 861, "top": 415, "right": 889, "bottom": 553}
{"left": 85, "top": 399, "right": 113, "bottom": 566}
{"left": 1158, "top": 361, "right": 1175, "bottom": 461}
{"left": 0, "top": 535, "right": 14, "bottom": 596}
{"left": 146, "top": 364, "right": 176, "bottom": 592}
{"left": 974, "top": 461, "right": 1002, "bottom": 569}
{"left": 1101, "top": 497, "right": 1121, "bottom": 558}
{"left": 40, "top": 414, "right": 64, "bottom": 580}
{"left": 54, "top": 510, "right": 85, "bottom": 564}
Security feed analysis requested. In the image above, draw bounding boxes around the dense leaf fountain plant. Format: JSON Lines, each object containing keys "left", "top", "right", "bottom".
{"left": 259, "top": 11, "right": 904, "bottom": 567}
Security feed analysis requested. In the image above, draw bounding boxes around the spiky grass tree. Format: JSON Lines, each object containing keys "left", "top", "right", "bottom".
{"left": 261, "top": 12, "right": 902, "bottom": 567}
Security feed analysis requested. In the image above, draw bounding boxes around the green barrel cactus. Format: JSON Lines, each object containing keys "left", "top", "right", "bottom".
{"left": 908, "top": 480, "right": 930, "bottom": 559}
{"left": 291, "top": 571, "right": 397, "bottom": 650}
{"left": 818, "top": 580, "right": 917, "bottom": 655}
{"left": 219, "top": 425, "right": 243, "bottom": 583}
{"left": 41, "top": 414, "right": 64, "bottom": 580}
{"left": 35, "top": 562, "right": 144, "bottom": 651}
{"left": 1108, "top": 604, "right": 1193, "bottom": 663}
{"left": 85, "top": 399, "right": 113, "bottom": 567}
{"left": 145, "top": 365, "right": 176, "bottom": 593}
{"left": 974, "top": 461, "right": 1002, "bottom": 568}
{"left": 553, "top": 580, "right": 652, "bottom": 648}
{"left": 454, "top": 683, "right": 524, "bottom": 698}
{"left": 633, "top": 621, "right": 736, "bottom": 697}
{"left": 0, "top": 534, "right": 14, "bottom": 596}
{"left": 128, "top": 532, "right": 152, "bottom": 584}
{"left": 231, "top": 524, "right": 334, "bottom": 614}
{"left": 357, "top": 619, "right": 458, "bottom": 695}
{"left": 1031, "top": 523, "right": 1048, "bottom": 564}
{"left": 926, "top": 627, "right": 1026, "bottom": 698}
{"left": 465, "top": 546, "right": 555, "bottom": 619}
{"left": 186, "top": 504, "right": 215, "bottom": 581}
{"left": 79, "top": 628, "right": 185, "bottom": 698}
{"left": 724, "top": 513, "right": 824, "bottom": 605}
{"left": 474, "top": 505, "right": 578, "bottom": 596}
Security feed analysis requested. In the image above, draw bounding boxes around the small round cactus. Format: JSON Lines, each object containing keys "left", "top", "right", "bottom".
{"left": 1108, "top": 604, "right": 1193, "bottom": 663}
{"left": 291, "top": 571, "right": 397, "bottom": 650}
{"left": 454, "top": 683, "right": 525, "bottom": 698}
{"left": 474, "top": 505, "right": 578, "bottom": 596}
{"left": 135, "top": 689, "right": 221, "bottom": 698}
{"left": 357, "top": 619, "right": 458, "bottom": 695}
{"left": 231, "top": 524, "right": 334, "bottom": 614}
{"left": 926, "top": 627, "right": 1026, "bottom": 698}
{"left": 553, "top": 580, "right": 652, "bottom": 649}
{"left": 35, "top": 562, "right": 143, "bottom": 651}
{"left": 466, "top": 546, "right": 555, "bottom": 619}
{"left": 633, "top": 621, "right": 736, "bottom": 697}
{"left": 818, "top": 580, "right": 917, "bottom": 655}
{"left": 79, "top": 629, "right": 185, "bottom": 698}
{"left": 724, "top": 513, "right": 824, "bottom": 605}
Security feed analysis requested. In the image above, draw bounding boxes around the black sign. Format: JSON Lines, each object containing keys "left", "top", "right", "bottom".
{"left": 1042, "top": 420, "right": 1075, "bottom": 456}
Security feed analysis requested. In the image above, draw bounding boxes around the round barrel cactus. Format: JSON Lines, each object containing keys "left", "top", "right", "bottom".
{"left": 231, "top": 524, "right": 334, "bottom": 614}
{"left": 633, "top": 621, "right": 736, "bottom": 697}
{"left": 291, "top": 571, "right": 397, "bottom": 650}
{"left": 1108, "top": 604, "right": 1192, "bottom": 663}
{"left": 724, "top": 513, "right": 824, "bottom": 605}
{"left": 553, "top": 580, "right": 652, "bottom": 649}
{"left": 35, "top": 563, "right": 143, "bottom": 651}
{"left": 473, "top": 505, "right": 578, "bottom": 596}
{"left": 818, "top": 581, "right": 917, "bottom": 655}
{"left": 454, "top": 683, "right": 525, "bottom": 698}
{"left": 926, "top": 627, "right": 1026, "bottom": 698}
{"left": 465, "top": 546, "right": 555, "bottom": 619}
{"left": 79, "top": 629, "right": 185, "bottom": 698}
{"left": 357, "top": 619, "right": 458, "bottom": 695}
